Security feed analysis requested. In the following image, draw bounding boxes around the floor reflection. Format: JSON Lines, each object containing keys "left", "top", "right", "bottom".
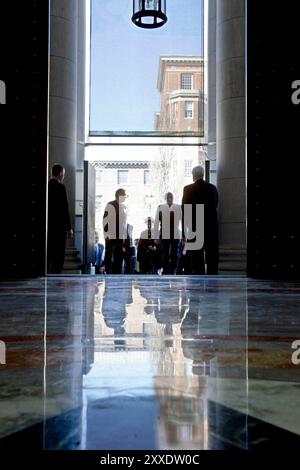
{"left": 81, "top": 278, "right": 251, "bottom": 450}
{"left": 0, "top": 277, "right": 300, "bottom": 449}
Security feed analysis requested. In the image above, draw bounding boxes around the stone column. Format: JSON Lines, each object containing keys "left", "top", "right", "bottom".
{"left": 75, "top": 0, "right": 86, "bottom": 258}
{"left": 49, "top": 0, "right": 79, "bottom": 230}
{"left": 216, "top": 0, "right": 246, "bottom": 273}
{"left": 77, "top": 0, "right": 86, "bottom": 171}
{"left": 207, "top": 0, "right": 217, "bottom": 186}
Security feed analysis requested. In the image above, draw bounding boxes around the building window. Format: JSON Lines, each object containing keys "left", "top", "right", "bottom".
{"left": 97, "top": 170, "right": 103, "bottom": 183}
{"left": 181, "top": 74, "right": 193, "bottom": 90}
{"left": 96, "top": 195, "right": 103, "bottom": 207}
{"left": 184, "top": 160, "right": 193, "bottom": 177}
{"left": 118, "top": 170, "right": 129, "bottom": 185}
{"left": 173, "top": 101, "right": 179, "bottom": 121}
{"left": 185, "top": 101, "right": 194, "bottom": 119}
{"left": 144, "top": 170, "right": 151, "bottom": 185}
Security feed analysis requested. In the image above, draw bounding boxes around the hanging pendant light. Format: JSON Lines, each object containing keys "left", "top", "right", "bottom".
{"left": 132, "top": 1, "right": 168, "bottom": 29}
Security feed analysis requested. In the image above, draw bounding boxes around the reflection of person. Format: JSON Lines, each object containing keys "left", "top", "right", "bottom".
{"left": 101, "top": 279, "right": 133, "bottom": 347}
{"left": 154, "top": 290, "right": 187, "bottom": 344}
{"left": 182, "top": 166, "right": 219, "bottom": 275}
{"left": 103, "top": 188, "right": 127, "bottom": 274}
{"left": 154, "top": 192, "right": 182, "bottom": 275}
{"left": 94, "top": 232, "right": 105, "bottom": 274}
{"left": 181, "top": 291, "right": 216, "bottom": 376}
{"left": 48, "top": 164, "right": 73, "bottom": 274}
{"left": 138, "top": 218, "right": 160, "bottom": 274}
{"left": 137, "top": 279, "right": 187, "bottom": 346}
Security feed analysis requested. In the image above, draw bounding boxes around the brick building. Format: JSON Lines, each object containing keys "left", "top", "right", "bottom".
{"left": 155, "top": 56, "right": 204, "bottom": 134}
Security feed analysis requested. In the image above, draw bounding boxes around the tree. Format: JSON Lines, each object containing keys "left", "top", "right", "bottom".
{"left": 150, "top": 146, "right": 181, "bottom": 206}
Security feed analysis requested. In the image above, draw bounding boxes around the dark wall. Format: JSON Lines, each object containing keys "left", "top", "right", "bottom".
{"left": 247, "top": 1, "right": 300, "bottom": 279}
{"left": 0, "top": 1, "right": 49, "bottom": 278}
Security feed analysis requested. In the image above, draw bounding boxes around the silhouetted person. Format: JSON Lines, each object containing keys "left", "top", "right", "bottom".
{"left": 103, "top": 188, "right": 127, "bottom": 274}
{"left": 124, "top": 224, "right": 136, "bottom": 274}
{"left": 182, "top": 166, "right": 218, "bottom": 275}
{"left": 138, "top": 218, "right": 160, "bottom": 274}
{"left": 154, "top": 192, "right": 182, "bottom": 275}
{"left": 48, "top": 164, "right": 73, "bottom": 274}
{"left": 176, "top": 239, "right": 190, "bottom": 275}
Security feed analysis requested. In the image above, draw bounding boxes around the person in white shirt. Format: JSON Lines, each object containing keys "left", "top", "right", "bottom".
{"left": 154, "top": 192, "right": 182, "bottom": 274}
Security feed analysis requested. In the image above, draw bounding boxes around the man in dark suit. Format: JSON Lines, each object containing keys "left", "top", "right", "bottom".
{"left": 138, "top": 217, "right": 160, "bottom": 274}
{"left": 124, "top": 224, "right": 137, "bottom": 274}
{"left": 103, "top": 188, "right": 127, "bottom": 274}
{"left": 154, "top": 192, "right": 182, "bottom": 275}
{"left": 48, "top": 164, "right": 73, "bottom": 274}
{"left": 94, "top": 231, "right": 105, "bottom": 274}
{"left": 182, "top": 166, "right": 219, "bottom": 275}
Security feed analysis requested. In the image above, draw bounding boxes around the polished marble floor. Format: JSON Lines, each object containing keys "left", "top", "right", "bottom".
{"left": 0, "top": 276, "right": 300, "bottom": 450}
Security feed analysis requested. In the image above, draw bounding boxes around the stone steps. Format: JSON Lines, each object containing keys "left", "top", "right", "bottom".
{"left": 218, "top": 248, "right": 247, "bottom": 275}
{"left": 62, "top": 246, "right": 82, "bottom": 274}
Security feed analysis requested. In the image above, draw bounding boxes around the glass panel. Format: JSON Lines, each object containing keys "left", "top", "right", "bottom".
{"left": 90, "top": 0, "right": 204, "bottom": 136}
{"left": 135, "top": 1, "right": 160, "bottom": 11}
